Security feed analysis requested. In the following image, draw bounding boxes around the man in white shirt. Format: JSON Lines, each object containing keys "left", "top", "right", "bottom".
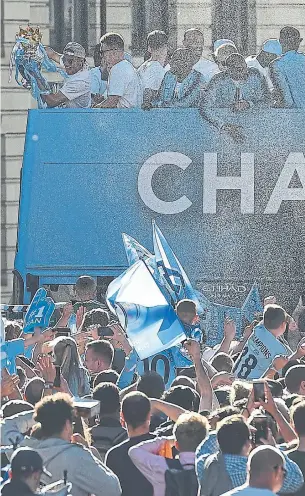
{"left": 94, "top": 33, "right": 142, "bottom": 108}
{"left": 35, "top": 42, "right": 91, "bottom": 108}
{"left": 183, "top": 29, "right": 219, "bottom": 84}
{"left": 138, "top": 30, "right": 169, "bottom": 107}
{"left": 221, "top": 446, "right": 287, "bottom": 496}
{"left": 246, "top": 39, "right": 282, "bottom": 91}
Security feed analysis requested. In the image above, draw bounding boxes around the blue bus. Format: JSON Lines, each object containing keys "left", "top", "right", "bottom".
{"left": 13, "top": 107, "right": 305, "bottom": 312}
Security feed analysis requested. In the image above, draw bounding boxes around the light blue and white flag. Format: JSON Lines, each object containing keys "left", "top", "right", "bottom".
{"left": 122, "top": 232, "right": 163, "bottom": 287}
{"left": 122, "top": 233, "right": 153, "bottom": 266}
{"left": 152, "top": 221, "right": 203, "bottom": 313}
{"left": 106, "top": 260, "right": 186, "bottom": 359}
{"left": 241, "top": 282, "right": 263, "bottom": 323}
{"left": 23, "top": 288, "right": 55, "bottom": 334}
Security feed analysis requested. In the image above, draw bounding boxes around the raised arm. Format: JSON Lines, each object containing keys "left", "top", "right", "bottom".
{"left": 184, "top": 339, "right": 213, "bottom": 412}
{"left": 150, "top": 398, "right": 186, "bottom": 421}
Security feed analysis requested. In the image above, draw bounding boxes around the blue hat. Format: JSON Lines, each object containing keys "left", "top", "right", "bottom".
{"left": 214, "top": 39, "right": 236, "bottom": 52}
{"left": 262, "top": 39, "right": 282, "bottom": 56}
{"left": 11, "top": 447, "right": 52, "bottom": 477}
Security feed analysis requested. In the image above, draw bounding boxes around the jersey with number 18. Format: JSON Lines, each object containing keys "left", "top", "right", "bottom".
{"left": 233, "top": 324, "right": 291, "bottom": 380}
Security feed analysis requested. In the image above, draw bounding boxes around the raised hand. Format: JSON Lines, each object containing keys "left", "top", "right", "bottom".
{"left": 36, "top": 354, "right": 56, "bottom": 384}
{"left": 1, "top": 373, "right": 20, "bottom": 398}
{"left": 183, "top": 339, "right": 201, "bottom": 361}
{"left": 224, "top": 318, "right": 236, "bottom": 341}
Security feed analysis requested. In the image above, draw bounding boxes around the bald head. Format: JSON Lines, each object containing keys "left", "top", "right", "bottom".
{"left": 249, "top": 446, "right": 284, "bottom": 476}
{"left": 248, "top": 446, "right": 286, "bottom": 493}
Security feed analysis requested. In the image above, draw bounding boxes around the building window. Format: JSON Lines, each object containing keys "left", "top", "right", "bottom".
{"left": 131, "top": 0, "right": 146, "bottom": 54}
{"left": 132, "top": 0, "right": 170, "bottom": 55}
{"left": 212, "top": 0, "right": 253, "bottom": 54}
{"left": 49, "top": 0, "right": 88, "bottom": 53}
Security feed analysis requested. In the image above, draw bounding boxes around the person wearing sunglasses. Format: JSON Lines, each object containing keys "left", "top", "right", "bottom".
{"left": 30, "top": 42, "right": 91, "bottom": 108}
{"left": 94, "top": 33, "right": 142, "bottom": 109}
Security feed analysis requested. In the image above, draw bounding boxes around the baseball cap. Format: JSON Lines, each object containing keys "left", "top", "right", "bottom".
{"left": 11, "top": 447, "right": 52, "bottom": 477}
{"left": 63, "top": 42, "right": 86, "bottom": 59}
{"left": 262, "top": 39, "right": 282, "bottom": 56}
{"left": 214, "top": 39, "right": 236, "bottom": 52}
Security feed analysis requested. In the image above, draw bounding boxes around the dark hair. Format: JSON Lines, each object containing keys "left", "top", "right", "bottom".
{"left": 81, "top": 308, "right": 110, "bottom": 332}
{"left": 214, "top": 387, "right": 231, "bottom": 407}
{"left": 93, "top": 43, "right": 101, "bottom": 67}
{"left": 16, "top": 366, "right": 27, "bottom": 388}
{"left": 176, "top": 299, "right": 197, "bottom": 314}
{"left": 75, "top": 275, "right": 96, "bottom": 297}
{"left": 137, "top": 371, "right": 165, "bottom": 399}
{"left": 4, "top": 320, "right": 22, "bottom": 341}
{"left": 93, "top": 369, "right": 119, "bottom": 388}
{"left": 267, "top": 379, "right": 283, "bottom": 398}
{"left": 284, "top": 394, "right": 303, "bottom": 409}
{"left": 183, "top": 28, "right": 204, "bottom": 41}
{"left": 211, "top": 353, "right": 233, "bottom": 373}
{"left": 147, "top": 30, "right": 168, "bottom": 50}
{"left": 282, "top": 359, "right": 300, "bottom": 378}
{"left": 280, "top": 26, "right": 301, "bottom": 42}
{"left": 171, "top": 375, "right": 196, "bottom": 389}
{"left": 263, "top": 305, "right": 287, "bottom": 330}
{"left": 34, "top": 393, "right": 73, "bottom": 437}
{"left": 217, "top": 415, "right": 251, "bottom": 454}
{"left": 100, "top": 32, "right": 124, "bottom": 50}
{"left": 86, "top": 339, "right": 114, "bottom": 366}
{"left": 298, "top": 309, "right": 305, "bottom": 332}
{"left": 1, "top": 400, "right": 33, "bottom": 419}
{"left": 210, "top": 406, "right": 240, "bottom": 423}
{"left": 24, "top": 378, "right": 45, "bottom": 406}
{"left": 285, "top": 365, "right": 305, "bottom": 394}
{"left": 93, "top": 382, "right": 120, "bottom": 416}
{"left": 122, "top": 392, "right": 151, "bottom": 429}
{"left": 162, "top": 385, "right": 199, "bottom": 411}
{"left": 291, "top": 400, "right": 305, "bottom": 436}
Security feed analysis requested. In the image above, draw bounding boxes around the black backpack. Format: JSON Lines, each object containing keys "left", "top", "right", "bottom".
{"left": 165, "top": 458, "right": 198, "bottom": 496}
{"left": 91, "top": 426, "right": 127, "bottom": 461}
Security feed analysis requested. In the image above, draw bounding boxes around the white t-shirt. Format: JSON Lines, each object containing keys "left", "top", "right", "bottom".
{"left": 193, "top": 57, "right": 220, "bottom": 83}
{"left": 137, "top": 60, "right": 169, "bottom": 91}
{"left": 60, "top": 69, "right": 91, "bottom": 108}
{"left": 246, "top": 56, "right": 274, "bottom": 91}
{"left": 108, "top": 60, "right": 143, "bottom": 108}
{"left": 223, "top": 486, "right": 276, "bottom": 496}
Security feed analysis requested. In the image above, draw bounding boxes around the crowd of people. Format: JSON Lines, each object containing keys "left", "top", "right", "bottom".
{"left": 1, "top": 274, "right": 305, "bottom": 496}
{"left": 30, "top": 25, "right": 305, "bottom": 124}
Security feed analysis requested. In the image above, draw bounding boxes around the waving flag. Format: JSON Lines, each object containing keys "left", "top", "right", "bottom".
{"left": 152, "top": 221, "right": 203, "bottom": 313}
{"left": 122, "top": 232, "right": 163, "bottom": 286}
{"left": 106, "top": 260, "right": 186, "bottom": 359}
{"left": 122, "top": 233, "right": 153, "bottom": 266}
{"left": 241, "top": 282, "right": 263, "bottom": 323}
{"left": 23, "top": 288, "right": 55, "bottom": 334}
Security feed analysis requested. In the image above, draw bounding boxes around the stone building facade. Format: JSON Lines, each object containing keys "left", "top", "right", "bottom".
{"left": 1, "top": 0, "right": 305, "bottom": 301}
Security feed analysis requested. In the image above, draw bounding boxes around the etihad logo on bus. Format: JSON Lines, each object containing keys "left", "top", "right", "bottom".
{"left": 137, "top": 152, "right": 305, "bottom": 215}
